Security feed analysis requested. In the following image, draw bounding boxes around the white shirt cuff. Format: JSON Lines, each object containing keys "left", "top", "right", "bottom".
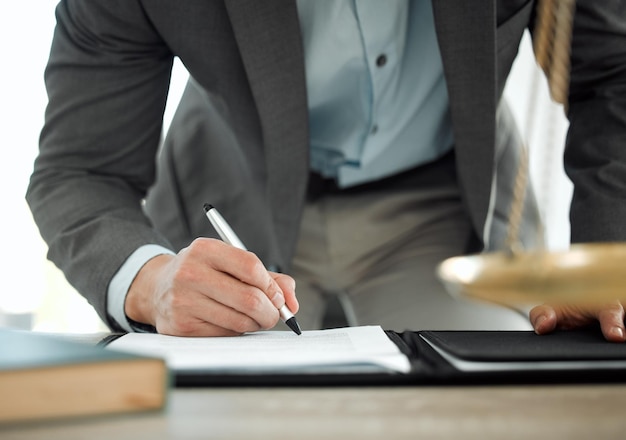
{"left": 107, "top": 244, "right": 175, "bottom": 332}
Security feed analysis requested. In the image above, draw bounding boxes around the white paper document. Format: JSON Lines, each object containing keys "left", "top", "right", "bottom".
{"left": 107, "top": 325, "right": 411, "bottom": 375}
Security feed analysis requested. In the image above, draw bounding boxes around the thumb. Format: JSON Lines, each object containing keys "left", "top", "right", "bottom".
{"left": 529, "top": 304, "right": 558, "bottom": 335}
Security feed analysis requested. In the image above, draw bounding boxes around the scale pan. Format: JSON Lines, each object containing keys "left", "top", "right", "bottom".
{"left": 437, "top": 243, "right": 626, "bottom": 305}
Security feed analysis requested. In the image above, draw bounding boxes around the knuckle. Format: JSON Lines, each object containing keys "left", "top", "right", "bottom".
{"left": 189, "top": 236, "right": 212, "bottom": 250}
{"left": 231, "top": 315, "right": 260, "bottom": 334}
{"left": 186, "top": 237, "right": 220, "bottom": 258}
{"left": 165, "top": 311, "right": 195, "bottom": 336}
{"left": 166, "top": 291, "right": 189, "bottom": 311}
{"left": 260, "top": 310, "right": 280, "bottom": 330}
{"left": 240, "top": 254, "right": 266, "bottom": 278}
{"left": 171, "top": 322, "right": 196, "bottom": 337}
{"left": 277, "top": 274, "right": 296, "bottom": 291}
{"left": 241, "top": 287, "right": 265, "bottom": 313}
{"left": 170, "top": 264, "right": 198, "bottom": 286}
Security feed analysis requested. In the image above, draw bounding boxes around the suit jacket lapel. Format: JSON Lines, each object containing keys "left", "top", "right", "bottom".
{"left": 432, "top": 1, "right": 496, "bottom": 236}
{"left": 225, "top": 0, "right": 309, "bottom": 265}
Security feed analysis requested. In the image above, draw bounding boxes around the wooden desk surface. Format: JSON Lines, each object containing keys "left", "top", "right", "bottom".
{"left": 2, "top": 384, "right": 626, "bottom": 440}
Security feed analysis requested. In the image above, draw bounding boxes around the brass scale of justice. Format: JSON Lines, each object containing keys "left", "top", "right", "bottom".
{"left": 437, "top": 0, "right": 626, "bottom": 308}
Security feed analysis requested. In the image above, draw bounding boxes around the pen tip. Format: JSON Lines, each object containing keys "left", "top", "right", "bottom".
{"left": 203, "top": 203, "right": 213, "bottom": 213}
{"left": 285, "top": 317, "right": 302, "bottom": 335}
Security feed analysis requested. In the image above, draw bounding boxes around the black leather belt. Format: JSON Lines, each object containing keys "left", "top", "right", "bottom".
{"left": 306, "top": 150, "right": 457, "bottom": 201}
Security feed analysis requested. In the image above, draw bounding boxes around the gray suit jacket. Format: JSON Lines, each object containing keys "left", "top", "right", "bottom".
{"left": 27, "top": 0, "right": 626, "bottom": 330}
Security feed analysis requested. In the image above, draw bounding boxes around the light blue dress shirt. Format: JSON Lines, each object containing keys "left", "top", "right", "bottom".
{"left": 108, "top": 0, "right": 454, "bottom": 331}
{"left": 299, "top": 0, "right": 453, "bottom": 187}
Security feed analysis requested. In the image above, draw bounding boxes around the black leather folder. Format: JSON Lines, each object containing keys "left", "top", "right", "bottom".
{"left": 150, "top": 327, "right": 626, "bottom": 387}
{"left": 389, "top": 327, "right": 626, "bottom": 386}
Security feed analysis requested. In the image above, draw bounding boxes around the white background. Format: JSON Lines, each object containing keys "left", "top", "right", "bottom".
{"left": 0, "top": 1, "right": 571, "bottom": 333}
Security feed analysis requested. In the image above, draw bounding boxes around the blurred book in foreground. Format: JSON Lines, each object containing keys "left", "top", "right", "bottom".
{"left": 0, "top": 328, "right": 168, "bottom": 424}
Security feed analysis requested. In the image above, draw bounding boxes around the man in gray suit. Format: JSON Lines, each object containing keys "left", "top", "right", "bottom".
{"left": 28, "top": 1, "right": 626, "bottom": 340}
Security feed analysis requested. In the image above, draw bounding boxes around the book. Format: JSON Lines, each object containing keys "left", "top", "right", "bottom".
{"left": 106, "top": 325, "right": 412, "bottom": 381}
{"left": 0, "top": 328, "right": 168, "bottom": 424}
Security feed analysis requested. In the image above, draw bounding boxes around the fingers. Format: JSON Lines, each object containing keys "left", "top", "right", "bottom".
{"left": 205, "top": 240, "right": 291, "bottom": 313}
{"left": 198, "top": 266, "right": 280, "bottom": 328}
{"left": 272, "top": 272, "right": 299, "bottom": 314}
{"left": 597, "top": 301, "right": 626, "bottom": 342}
{"left": 265, "top": 277, "right": 287, "bottom": 311}
{"left": 149, "top": 238, "right": 298, "bottom": 336}
{"left": 529, "top": 304, "right": 558, "bottom": 335}
{"left": 127, "top": 238, "right": 299, "bottom": 336}
{"left": 530, "top": 303, "right": 591, "bottom": 333}
{"left": 200, "top": 239, "right": 285, "bottom": 306}
{"left": 155, "top": 290, "right": 263, "bottom": 337}
{"left": 530, "top": 301, "right": 626, "bottom": 343}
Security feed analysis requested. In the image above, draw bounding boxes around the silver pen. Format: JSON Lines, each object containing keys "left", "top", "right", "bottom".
{"left": 203, "top": 203, "right": 302, "bottom": 335}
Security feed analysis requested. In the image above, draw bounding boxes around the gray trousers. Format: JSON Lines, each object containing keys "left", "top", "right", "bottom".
{"left": 290, "top": 153, "right": 532, "bottom": 332}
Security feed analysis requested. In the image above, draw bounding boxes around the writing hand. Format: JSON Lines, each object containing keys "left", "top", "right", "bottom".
{"left": 124, "top": 238, "right": 299, "bottom": 336}
{"left": 530, "top": 301, "right": 626, "bottom": 342}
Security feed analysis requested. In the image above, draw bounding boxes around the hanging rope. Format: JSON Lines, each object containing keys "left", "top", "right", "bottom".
{"left": 505, "top": 0, "right": 576, "bottom": 254}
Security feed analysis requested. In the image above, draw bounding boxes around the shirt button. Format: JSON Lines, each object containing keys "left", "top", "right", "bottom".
{"left": 371, "top": 125, "right": 378, "bottom": 135}
{"left": 376, "top": 54, "right": 387, "bottom": 67}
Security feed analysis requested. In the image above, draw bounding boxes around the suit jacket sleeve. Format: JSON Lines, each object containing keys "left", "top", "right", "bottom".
{"left": 26, "top": 0, "right": 174, "bottom": 329}
{"left": 562, "top": 0, "right": 626, "bottom": 242}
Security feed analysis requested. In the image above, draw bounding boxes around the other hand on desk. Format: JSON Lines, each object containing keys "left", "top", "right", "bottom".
{"left": 530, "top": 301, "right": 626, "bottom": 343}
{"left": 123, "top": 238, "right": 299, "bottom": 336}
